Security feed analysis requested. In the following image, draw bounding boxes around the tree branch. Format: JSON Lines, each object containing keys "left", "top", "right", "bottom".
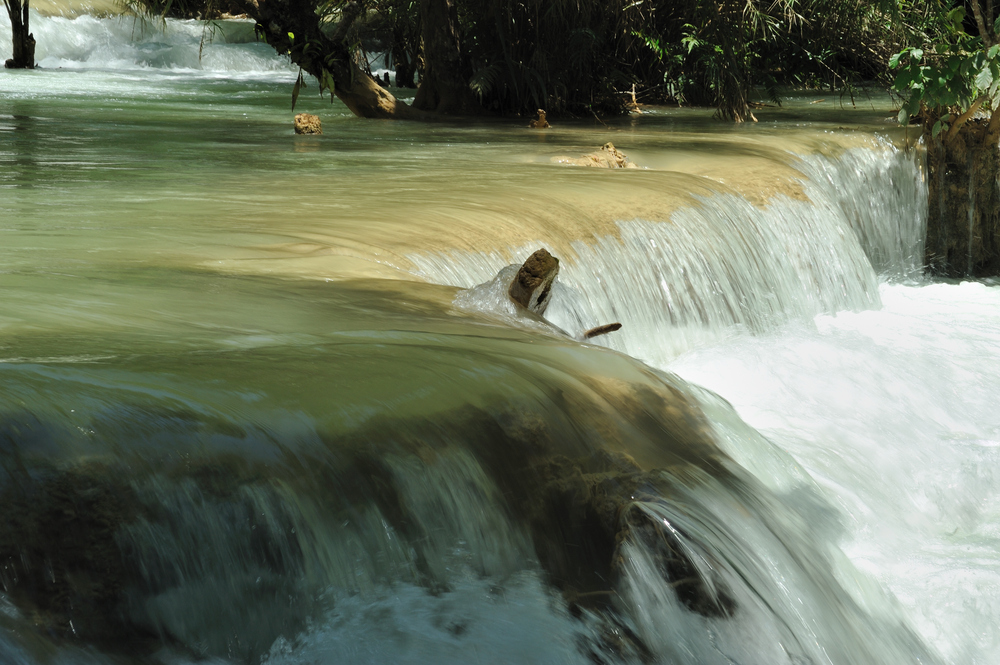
{"left": 987, "top": 103, "right": 1000, "bottom": 144}
{"left": 234, "top": 0, "right": 426, "bottom": 119}
{"left": 946, "top": 96, "right": 985, "bottom": 142}
{"left": 971, "top": 0, "right": 994, "bottom": 46}
{"left": 330, "top": 0, "right": 361, "bottom": 44}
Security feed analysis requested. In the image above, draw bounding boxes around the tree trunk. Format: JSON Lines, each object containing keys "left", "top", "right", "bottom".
{"left": 4, "top": 0, "right": 36, "bottom": 69}
{"left": 391, "top": 25, "right": 416, "bottom": 88}
{"left": 412, "top": 0, "right": 479, "bottom": 114}
{"left": 924, "top": 115, "right": 1000, "bottom": 277}
{"left": 239, "top": 0, "right": 423, "bottom": 119}
{"left": 394, "top": 58, "right": 415, "bottom": 89}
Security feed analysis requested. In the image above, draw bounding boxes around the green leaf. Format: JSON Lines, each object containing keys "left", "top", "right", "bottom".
{"left": 897, "top": 108, "right": 909, "bottom": 125}
{"left": 320, "top": 69, "right": 336, "bottom": 95}
{"left": 912, "top": 48, "right": 924, "bottom": 62}
{"left": 976, "top": 67, "right": 994, "bottom": 91}
{"left": 291, "top": 70, "right": 305, "bottom": 110}
{"left": 990, "top": 45, "right": 1000, "bottom": 60}
{"left": 889, "top": 53, "right": 901, "bottom": 69}
{"left": 932, "top": 119, "right": 943, "bottom": 137}
{"left": 287, "top": 32, "right": 295, "bottom": 43}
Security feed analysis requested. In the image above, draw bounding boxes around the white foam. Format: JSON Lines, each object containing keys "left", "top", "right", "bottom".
{"left": 670, "top": 281, "right": 1000, "bottom": 665}
{"left": 414, "top": 144, "right": 923, "bottom": 366}
{"left": 0, "top": 13, "right": 293, "bottom": 76}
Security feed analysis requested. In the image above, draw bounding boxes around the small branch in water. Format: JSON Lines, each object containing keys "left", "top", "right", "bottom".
{"left": 583, "top": 323, "right": 622, "bottom": 339}
{"left": 590, "top": 107, "right": 609, "bottom": 128}
{"left": 505, "top": 250, "right": 624, "bottom": 340}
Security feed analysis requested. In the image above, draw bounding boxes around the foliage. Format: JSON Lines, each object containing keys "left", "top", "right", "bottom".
{"left": 584, "top": 0, "right": 901, "bottom": 121}
{"left": 118, "top": 0, "right": 911, "bottom": 121}
{"left": 118, "top": 0, "right": 234, "bottom": 20}
{"left": 891, "top": 1, "right": 1000, "bottom": 139}
{"left": 357, "top": 0, "right": 420, "bottom": 86}
{"left": 450, "top": 0, "right": 639, "bottom": 116}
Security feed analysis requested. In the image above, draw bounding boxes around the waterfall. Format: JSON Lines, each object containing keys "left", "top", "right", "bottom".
{"left": 0, "top": 335, "right": 944, "bottom": 665}
{"left": 0, "top": 12, "right": 292, "bottom": 75}
{"left": 2, "top": 13, "right": 982, "bottom": 664}
{"left": 410, "top": 142, "right": 926, "bottom": 365}
{"left": 793, "top": 144, "right": 926, "bottom": 277}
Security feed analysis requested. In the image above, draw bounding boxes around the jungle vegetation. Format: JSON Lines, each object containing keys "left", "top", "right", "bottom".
{"left": 112, "top": 0, "right": 908, "bottom": 121}
{"left": 892, "top": 1, "right": 1000, "bottom": 276}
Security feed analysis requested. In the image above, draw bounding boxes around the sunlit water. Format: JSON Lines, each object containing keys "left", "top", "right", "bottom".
{"left": 0, "top": 10, "right": 995, "bottom": 665}
{"left": 670, "top": 282, "right": 1000, "bottom": 665}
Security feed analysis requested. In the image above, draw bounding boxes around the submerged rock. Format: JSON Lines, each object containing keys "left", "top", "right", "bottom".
{"left": 615, "top": 502, "right": 736, "bottom": 618}
{"left": 293, "top": 113, "right": 322, "bottom": 135}
{"left": 0, "top": 366, "right": 732, "bottom": 662}
{"left": 0, "top": 460, "right": 140, "bottom": 644}
{"left": 553, "top": 142, "right": 639, "bottom": 169}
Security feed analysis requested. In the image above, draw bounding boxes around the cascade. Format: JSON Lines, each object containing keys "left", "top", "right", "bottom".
{"left": 0, "top": 12, "right": 290, "bottom": 74}
{"left": 412, "top": 143, "right": 926, "bottom": 365}
{"left": 4, "top": 10, "right": 1000, "bottom": 665}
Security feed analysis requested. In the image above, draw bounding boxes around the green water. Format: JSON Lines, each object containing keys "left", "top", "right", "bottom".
{"left": 0, "top": 17, "right": 955, "bottom": 665}
{"left": 1, "top": 62, "right": 901, "bottom": 356}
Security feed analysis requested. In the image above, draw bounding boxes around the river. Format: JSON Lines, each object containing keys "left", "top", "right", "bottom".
{"left": 0, "top": 10, "right": 997, "bottom": 665}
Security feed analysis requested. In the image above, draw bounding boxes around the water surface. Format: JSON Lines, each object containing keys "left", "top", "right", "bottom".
{"left": 1, "top": 12, "right": 995, "bottom": 665}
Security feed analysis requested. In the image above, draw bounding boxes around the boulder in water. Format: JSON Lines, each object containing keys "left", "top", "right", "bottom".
{"left": 0, "top": 368, "right": 731, "bottom": 662}
{"left": 0, "top": 460, "right": 140, "bottom": 643}
{"left": 293, "top": 113, "right": 322, "bottom": 135}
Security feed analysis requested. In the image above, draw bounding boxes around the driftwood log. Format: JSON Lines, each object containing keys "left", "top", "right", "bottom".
{"left": 508, "top": 248, "right": 559, "bottom": 315}
{"left": 508, "top": 248, "right": 622, "bottom": 339}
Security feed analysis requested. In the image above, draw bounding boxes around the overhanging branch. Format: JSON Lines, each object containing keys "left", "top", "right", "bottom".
{"left": 946, "top": 97, "right": 985, "bottom": 142}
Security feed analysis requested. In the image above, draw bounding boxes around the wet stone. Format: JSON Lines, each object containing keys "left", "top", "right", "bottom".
{"left": 553, "top": 142, "right": 639, "bottom": 169}
{"left": 293, "top": 113, "right": 322, "bottom": 135}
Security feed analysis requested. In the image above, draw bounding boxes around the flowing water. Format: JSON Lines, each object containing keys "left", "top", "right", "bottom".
{"left": 1, "top": 10, "right": 996, "bottom": 665}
